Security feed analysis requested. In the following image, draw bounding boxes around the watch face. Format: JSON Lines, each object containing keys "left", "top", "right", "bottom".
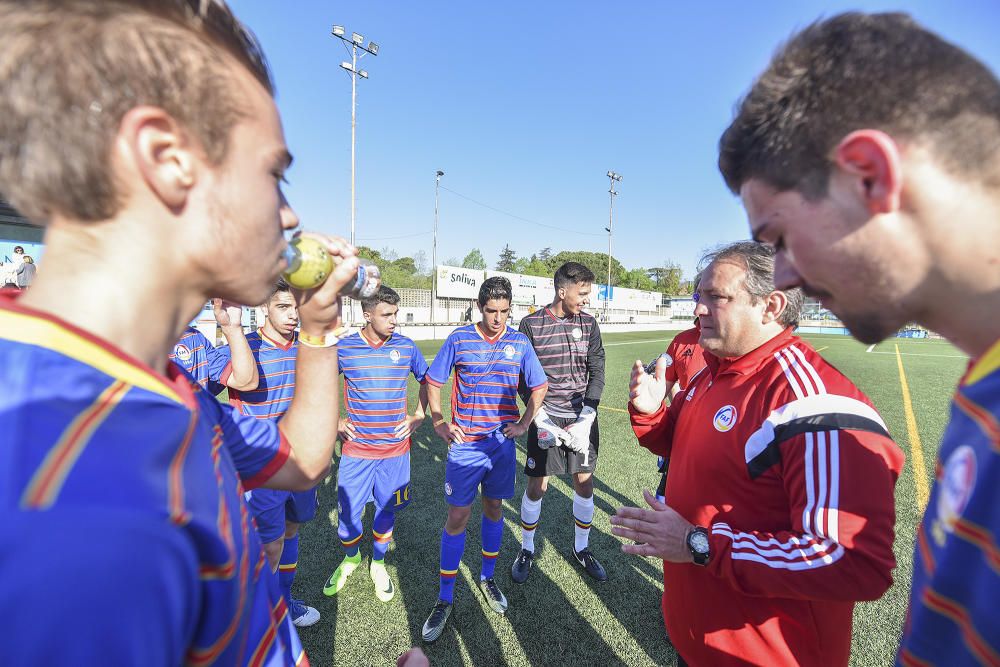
{"left": 690, "top": 531, "right": 710, "bottom": 554}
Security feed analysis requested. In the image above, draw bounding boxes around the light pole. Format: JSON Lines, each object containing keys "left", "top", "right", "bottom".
{"left": 604, "top": 170, "right": 622, "bottom": 319}
{"left": 432, "top": 170, "right": 444, "bottom": 326}
{"left": 331, "top": 25, "right": 379, "bottom": 247}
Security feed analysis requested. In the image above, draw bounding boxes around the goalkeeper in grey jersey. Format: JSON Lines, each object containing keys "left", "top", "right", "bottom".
{"left": 512, "top": 262, "right": 607, "bottom": 583}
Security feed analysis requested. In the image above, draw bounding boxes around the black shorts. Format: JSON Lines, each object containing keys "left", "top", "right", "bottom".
{"left": 525, "top": 413, "right": 599, "bottom": 477}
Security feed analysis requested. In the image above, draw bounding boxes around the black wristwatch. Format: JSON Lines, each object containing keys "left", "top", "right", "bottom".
{"left": 686, "top": 526, "right": 711, "bottom": 566}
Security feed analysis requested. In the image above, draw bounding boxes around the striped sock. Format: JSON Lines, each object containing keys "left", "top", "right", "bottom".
{"left": 439, "top": 529, "right": 466, "bottom": 604}
{"left": 520, "top": 493, "right": 542, "bottom": 553}
{"left": 372, "top": 508, "right": 395, "bottom": 562}
{"left": 278, "top": 534, "right": 298, "bottom": 603}
{"left": 573, "top": 493, "right": 594, "bottom": 553}
{"left": 480, "top": 515, "right": 503, "bottom": 580}
{"left": 340, "top": 532, "right": 362, "bottom": 558}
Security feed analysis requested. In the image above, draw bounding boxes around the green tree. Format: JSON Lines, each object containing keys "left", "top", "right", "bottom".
{"left": 648, "top": 261, "right": 683, "bottom": 294}
{"left": 623, "top": 267, "right": 655, "bottom": 290}
{"left": 496, "top": 244, "right": 517, "bottom": 272}
{"left": 548, "top": 250, "right": 625, "bottom": 286}
{"left": 462, "top": 248, "right": 487, "bottom": 270}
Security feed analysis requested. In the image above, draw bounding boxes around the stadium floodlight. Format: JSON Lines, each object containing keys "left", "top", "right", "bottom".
{"left": 605, "top": 170, "right": 623, "bottom": 319}
{"left": 432, "top": 170, "right": 445, "bottom": 327}
{"left": 330, "top": 25, "right": 380, "bottom": 249}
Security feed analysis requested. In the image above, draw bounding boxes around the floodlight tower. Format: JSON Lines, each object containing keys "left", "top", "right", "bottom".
{"left": 331, "top": 25, "right": 379, "bottom": 246}
{"left": 604, "top": 170, "right": 623, "bottom": 318}
{"left": 432, "top": 170, "right": 444, "bottom": 326}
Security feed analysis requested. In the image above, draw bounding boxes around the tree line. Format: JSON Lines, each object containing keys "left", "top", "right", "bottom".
{"left": 356, "top": 244, "right": 691, "bottom": 295}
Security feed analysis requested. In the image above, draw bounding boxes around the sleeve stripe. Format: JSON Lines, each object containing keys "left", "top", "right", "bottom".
{"left": 713, "top": 522, "right": 846, "bottom": 569}
{"left": 242, "top": 430, "right": 291, "bottom": 490}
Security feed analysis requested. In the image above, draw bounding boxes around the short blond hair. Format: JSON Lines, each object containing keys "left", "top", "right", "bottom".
{"left": 0, "top": 0, "right": 274, "bottom": 223}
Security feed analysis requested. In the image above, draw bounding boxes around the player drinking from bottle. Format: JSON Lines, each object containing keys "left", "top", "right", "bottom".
{"left": 324, "top": 285, "right": 429, "bottom": 602}
{"left": 512, "top": 261, "right": 609, "bottom": 583}
{"left": 420, "top": 276, "right": 548, "bottom": 642}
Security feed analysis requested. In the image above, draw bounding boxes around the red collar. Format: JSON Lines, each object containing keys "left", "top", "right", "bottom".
{"left": 360, "top": 328, "right": 391, "bottom": 349}
{"left": 475, "top": 322, "right": 505, "bottom": 344}
{"left": 704, "top": 327, "right": 797, "bottom": 377}
{"left": 259, "top": 328, "right": 296, "bottom": 350}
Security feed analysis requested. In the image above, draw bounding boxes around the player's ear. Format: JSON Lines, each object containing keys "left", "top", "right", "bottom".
{"left": 116, "top": 106, "right": 199, "bottom": 210}
{"left": 832, "top": 129, "right": 902, "bottom": 215}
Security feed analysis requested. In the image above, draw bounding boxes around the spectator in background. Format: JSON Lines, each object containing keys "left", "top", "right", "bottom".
{"left": 16, "top": 255, "right": 36, "bottom": 288}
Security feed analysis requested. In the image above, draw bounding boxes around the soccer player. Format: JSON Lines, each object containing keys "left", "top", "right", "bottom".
{"left": 717, "top": 13, "right": 1000, "bottom": 665}
{"left": 170, "top": 298, "right": 259, "bottom": 395}
{"left": 217, "top": 279, "right": 323, "bottom": 627}
{"left": 323, "top": 285, "right": 429, "bottom": 602}
{"left": 0, "top": 1, "right": 368, "bottom": 663}
{"left": 511, "top": 261, "right": 608, "bottom": 583}
{"left": 420, "top": 276, "right": 548, "bottom": 643}
{"left": 613, "top": 242, "right": 904, "bottom": 666}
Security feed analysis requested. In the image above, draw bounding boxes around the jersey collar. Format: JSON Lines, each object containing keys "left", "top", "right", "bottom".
{"left": 259, "top": 328, "right": 296, "bottom": 350}
{"left": 704, "top": 327, "right": 797, "bottom": 377}
{"left": 360, "top": 328, "right": 391, "bottom": 349}
{"left": 0, "top": 290, "right": 192, "bottom": 407}
{"left": 962, "top": 336, "right": 1000, "bottom": 386}
{"left": 474, "top": 322, "right": 506, "bottom": 344}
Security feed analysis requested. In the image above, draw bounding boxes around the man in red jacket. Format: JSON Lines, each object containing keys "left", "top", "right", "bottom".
{"left": 611, "top": 241, "right": 904, "bottom": 667}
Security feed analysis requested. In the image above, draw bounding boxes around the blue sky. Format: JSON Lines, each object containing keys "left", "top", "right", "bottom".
{"left": 231, "top": 0, "right": 1000, "bottom": 280}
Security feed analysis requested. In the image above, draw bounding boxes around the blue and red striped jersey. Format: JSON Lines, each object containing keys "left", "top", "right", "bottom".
{"left": 0, "top": 292, "right": 307, "bottom": 666}
{"left": 220, "top": 330, "right": 297, "bottom": 421}
{"left": 898, "top": 340, "right": 1000, "bottom": 667}
{"left": 169, "top": 326, "right": 227, "bottom": 395}
{"left": 426, "top": 323, "right": 547, "bottom": 441}
{"left": 338, "top": 330, "right": 429, "bottom": 459}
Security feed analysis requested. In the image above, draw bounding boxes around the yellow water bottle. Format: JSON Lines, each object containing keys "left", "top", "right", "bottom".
{"left": 282, "top": 236, "right": 381, "bottom": 298}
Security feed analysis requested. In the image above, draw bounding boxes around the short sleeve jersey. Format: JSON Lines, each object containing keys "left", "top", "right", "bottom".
{"left": 426, "top": 324, "right": 547, "bottom": 441}
{"left": 664, "top": 322, "right": 708, "bottom": 389}
{"left": 898, "top": 339, "right": 1000, "bottom": 667}
{"left": 220, "top": 330, "right": 297, "bottom": 421}
{"left": 0, "top": 294, "right": 306, "bottom": 666}
{"left": 338, "top": 330, "right": 429, "bottom": 459}
{"left": 169, "top": 326, "right": 228, "bottom": 395}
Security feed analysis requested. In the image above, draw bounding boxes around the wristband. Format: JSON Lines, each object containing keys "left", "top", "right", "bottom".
{"left": 433, "top": 418, "right": 447, "bottom": 427}
{"left": 298, "top": 326, "right": 348, "bottom": 348}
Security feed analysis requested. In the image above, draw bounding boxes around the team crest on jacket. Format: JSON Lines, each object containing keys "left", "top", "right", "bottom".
{"left": 444, "top": 482, "right": 453, "bottom": 496}
{"left": 527, "top": 457, "right": 536, "bottom": 470}
{"left": 173, "top": 344, "right": 192, "bottom": 362}
{"left": 389, "top": 349, "right": 401, "bottom": 363}
{"left": 503, "top": 344, "right": 516, "bottom": 358}
{"left": 935, "top": 445, "right": 977, "bottom": 539}
{"left": 713, "top": 405, "right": 737, "bottom": 432}
{"left": 572, "top": 327, "right": 583, "bottom": 340}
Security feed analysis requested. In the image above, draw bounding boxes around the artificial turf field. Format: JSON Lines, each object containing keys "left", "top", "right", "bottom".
{"left": 288, "top": 330, "right": 967, "bottom": 666}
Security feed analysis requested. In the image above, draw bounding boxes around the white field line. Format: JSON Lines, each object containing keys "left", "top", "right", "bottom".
{"left": 866, "top": 344, "right": 876, "bottom": 353}
{"left": 869, "top": 351, "right": 966, "bottom": 358}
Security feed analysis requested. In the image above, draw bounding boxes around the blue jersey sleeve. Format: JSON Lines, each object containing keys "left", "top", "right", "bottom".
{"left": 410, "top": 344, "right": 429, "bottom": 383}
{"left": 1, "top": 509, "right": 199, "bottom": 666}
{"left": 426, "top": 333, "right": 458, "bottom": 385}
{"left": 201, "top": 392, "right": 289, "bottom": 490}
{"left": 204, "top": 341, "right": 230, "bottom": 394}
{"left": 521, "top": 341, "right": 548, "bottom": 390}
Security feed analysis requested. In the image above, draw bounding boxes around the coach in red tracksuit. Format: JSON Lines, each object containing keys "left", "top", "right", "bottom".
{"left": 612, "top": 241, "right": 904, "bottom": 667}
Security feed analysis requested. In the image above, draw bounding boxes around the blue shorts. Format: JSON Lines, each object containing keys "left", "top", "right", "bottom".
{"left": 337, "top": 452, "right": 411, "bottom": 520}
{"left": 445, "top": 429, "right": 515, "bottom": 507}
{"left": 245, "top": 487, "right": 318, "bottom": 544}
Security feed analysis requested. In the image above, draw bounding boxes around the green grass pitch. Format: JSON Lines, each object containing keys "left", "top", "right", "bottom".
{"left": 285, "top": 330, "right": 965, "bottom": 666}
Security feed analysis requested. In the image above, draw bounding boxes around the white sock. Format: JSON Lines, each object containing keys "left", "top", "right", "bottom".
{"left": 520, "top": 493, "right": 542, "bottom": 553}
{"left": 573, "top": 493, "right": 594, "bottom": 553}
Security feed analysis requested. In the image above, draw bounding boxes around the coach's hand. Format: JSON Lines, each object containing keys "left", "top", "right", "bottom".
{"left": 630, "top": 358, "right": 668, "bottom": 415}
{"left": 610, "top": 489, "right": 694, "bottom": 562}
{"left": 502, "top": 420, "right": 529, "bottom": 439}
{"left": 338, "top": 418, "right": 356, "bottom": 443}
{"left": 434, "top": 421, "right": 465, "bottom": 446}
{"left": 397, "top": 648, "right": 429, "bottom": 667}
{"left": 395, "top": 413, "right": 424, "bottom": 440}
{"left": 292, "top": 233, "right": 358, "bottom": 335}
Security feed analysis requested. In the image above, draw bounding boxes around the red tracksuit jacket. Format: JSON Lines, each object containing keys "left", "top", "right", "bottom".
{"left": 630, "top": 329, "right": 904, "bottom": 666}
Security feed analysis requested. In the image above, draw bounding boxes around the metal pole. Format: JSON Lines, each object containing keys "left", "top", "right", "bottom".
{"left": 607, "top": 186, "right": 613, "bottom": 318}
{"left": 433, "top": 171, "right": 443, "bottom": 326}
{"left": 350, "top": 44, "right": 358, "bottom": 247}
